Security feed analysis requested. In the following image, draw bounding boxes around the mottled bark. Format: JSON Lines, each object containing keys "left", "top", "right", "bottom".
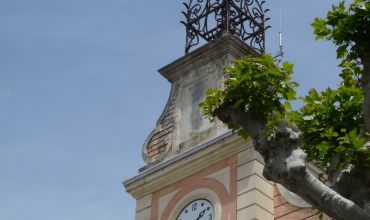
{"left": 328, "top": 156, "right": 370, "bottom": 216}
{"left": 214, "top": 106, "right": 370, "bottom": 220}
{"left": 361, "top": 56, "right": 370, "bottom": 132}
{"left": 356, "top": 55, "right": 370, "bottom": 214}
{"left": 327, "top": 125, "right": 370, "bottom": 215}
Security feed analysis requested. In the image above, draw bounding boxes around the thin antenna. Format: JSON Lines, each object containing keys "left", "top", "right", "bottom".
{"left": 275, "top": 5, "right": 284, "bottom": 58}
{"left": 279, "top": 5, "right": 282, "bottom": 47}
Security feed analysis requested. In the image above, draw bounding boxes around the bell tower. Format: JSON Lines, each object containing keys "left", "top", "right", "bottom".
{"left": 123, "top": 1, "right": 320, "bottom": 220}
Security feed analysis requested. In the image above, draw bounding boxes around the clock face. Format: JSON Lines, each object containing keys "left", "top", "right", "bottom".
{"left": 176, "top": 199, "right": 214, "bottom": 220}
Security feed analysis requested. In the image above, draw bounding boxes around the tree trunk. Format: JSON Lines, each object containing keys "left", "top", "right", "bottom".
{"left": 327, "top": 155, "right": 370, "bottom": 216}
{"left": 361, "top": 55, "right": 370, "bottom": 132}
{"left": 213, "top": 106, "right": 370, "bottom": 220}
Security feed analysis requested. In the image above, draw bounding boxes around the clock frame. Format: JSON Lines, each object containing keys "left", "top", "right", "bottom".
{"left": 168, "top": 188, "right": 222, "bottom": 220}
{"left": 176, "top": 199, "right": 214, "bottom": 220}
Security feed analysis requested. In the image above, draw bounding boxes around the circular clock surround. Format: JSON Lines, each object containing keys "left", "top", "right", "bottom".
{"left": 168, "top": 188, "right": 221, "bottom": 220}
{"left": 176, "top": 199, "right": 214, "bottom": 220}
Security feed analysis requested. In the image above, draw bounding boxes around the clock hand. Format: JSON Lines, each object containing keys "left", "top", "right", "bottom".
{"left": 196, "top": 209, "right": 206, "bottom": 220}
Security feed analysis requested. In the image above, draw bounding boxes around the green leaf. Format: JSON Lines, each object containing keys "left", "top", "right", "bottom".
{"left": 286, "top": 111, "right": 301, "bottom": 122}
{"left": 349, "top": 129, "right": 358, "bottom": 142}
{"left": 233, "top": 99, "right": 245, "bottom": 108}
{"left": 237, "top": 129, "right": 249, "bottom": 141}
{"left": 316, "top": 141, "right": 331, "bottom": 157}
{"left": 336, "top": 45, "right": 348, "bottom": 59}
{"left": 282, "top": 61, "right": 294, "bottom": 74}
{"left": 284, "top": 102, "right": 291, "bottom": 110}
{"left": 325, "top": 127, "right": 339, "bottom": 139}
{"left": 205, "top": 88, "right": 217, "bottom": 95}
{"left": 353, "top": 138, "right": 366, "bottom": 150}
{"left": 310, "top": 89, "right": 320, "bottom": 101}
{"left": 228, "top": 124, "right": 240, "bottom": 133}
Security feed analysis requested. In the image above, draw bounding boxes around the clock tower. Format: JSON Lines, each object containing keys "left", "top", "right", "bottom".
{"left": 123, "top": 1, "right": 329, "bottom": 220}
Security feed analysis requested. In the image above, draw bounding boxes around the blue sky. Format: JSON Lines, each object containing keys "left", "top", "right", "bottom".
{"left": 1, "top": 1, "right": 342, "bottom": 219}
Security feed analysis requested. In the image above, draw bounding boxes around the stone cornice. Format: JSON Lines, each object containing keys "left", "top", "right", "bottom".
{"left": 124, "top": 131, "right": 253, "bottom": 199}
{"left": 158, "top": 36, "right": 260, "bottom": 83}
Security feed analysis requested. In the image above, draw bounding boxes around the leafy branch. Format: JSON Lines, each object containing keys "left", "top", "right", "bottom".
{"left": 199, "top": 54, "right": 298, "bottom": 139}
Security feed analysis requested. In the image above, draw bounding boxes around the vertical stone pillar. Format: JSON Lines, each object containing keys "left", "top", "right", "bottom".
{"left": 135, "top": 194, "right": 152, "bottom": 220}
{"left": 236, "top": 147, "right": 274, "bottom": 220}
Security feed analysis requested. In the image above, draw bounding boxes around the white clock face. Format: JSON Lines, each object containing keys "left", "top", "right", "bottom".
{"left": 177, "top": 199, "right": 214, "bottom": 220}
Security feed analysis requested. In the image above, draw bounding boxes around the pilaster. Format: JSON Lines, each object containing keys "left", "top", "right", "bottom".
{"left": 236, "top": 148, "right": 274, "bottom": 220}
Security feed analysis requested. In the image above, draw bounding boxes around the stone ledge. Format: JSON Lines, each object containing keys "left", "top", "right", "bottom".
{"left": 135, "top": 207, "right": 151, "bottom": 220}
{"left": 124, "top": 133, "right": 253, "bottom": 199}
{"left": 237, "top": 189, "right": 273, "bottom": 214}
{"left": 237, "top": 204, "right": 274, "bottom": 220}
{"left": 237, "top": 174, "right": 273, "bottom": 199}
{"left": 237, "top": 147, "right": 264, "bottom": 166}
{"left": 158, "top": 36, "right": 260, "bottom": 83}
{"left": 136, "top": 194, "right": 152, "bottom": 213}
{"left": 237, "top": 160, "right": 264, "bottom": 181}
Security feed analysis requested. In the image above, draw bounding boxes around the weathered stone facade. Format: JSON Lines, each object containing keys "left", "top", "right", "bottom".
{"left": 141, "top": 36, "right": 259, "bottom": 168}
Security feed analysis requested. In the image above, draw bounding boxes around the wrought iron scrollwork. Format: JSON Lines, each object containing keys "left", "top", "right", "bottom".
{"left": 181, "top": 0, "right": 271, "bottom": 54}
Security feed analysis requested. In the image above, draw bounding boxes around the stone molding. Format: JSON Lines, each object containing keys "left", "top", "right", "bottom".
{"left": 124, "top": 133, "right": 252, "bottom": 199}
{"left": 125, "top": 131, "right": 233, "bottom": 186}
{"left": 158, "top": 36, "right": 259, "bottom": 83}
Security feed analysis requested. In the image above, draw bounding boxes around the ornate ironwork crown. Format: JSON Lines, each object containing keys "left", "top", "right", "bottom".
{"left": 181, "top": 0, "right": 270, "bottom": 54}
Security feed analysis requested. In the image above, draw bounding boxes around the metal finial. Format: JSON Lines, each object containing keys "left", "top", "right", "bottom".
{"left": 181, "top": 0, "right": 271, "bottom": 54}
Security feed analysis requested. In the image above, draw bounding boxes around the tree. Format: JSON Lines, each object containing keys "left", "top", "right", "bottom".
{"left": 199, "top": 1, "right": 370, "bottom": 219}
